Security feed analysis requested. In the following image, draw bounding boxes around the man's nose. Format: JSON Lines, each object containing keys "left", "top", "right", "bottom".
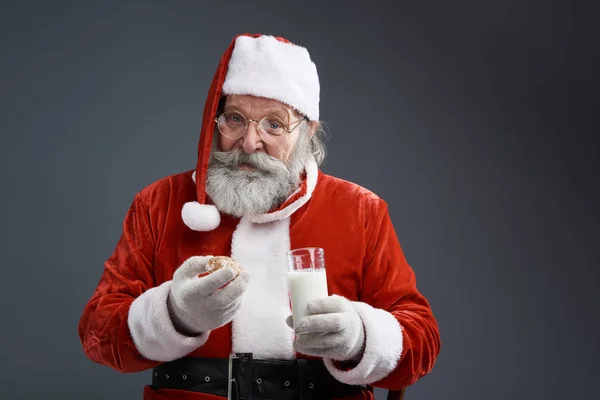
{"left": 241, "top": 120, "right": 264, "bottom": 153}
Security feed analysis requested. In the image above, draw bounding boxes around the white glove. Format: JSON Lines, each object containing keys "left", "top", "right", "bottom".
{"left": 287, "top": 295, "right": 366, "bottom": 361}
{"left": 167, "top": 256, "right": 249, "bottom": 335}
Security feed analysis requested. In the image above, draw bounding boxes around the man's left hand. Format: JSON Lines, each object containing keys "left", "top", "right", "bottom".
{"left": 286, "top": 295, "right": 365, "bottom": 361}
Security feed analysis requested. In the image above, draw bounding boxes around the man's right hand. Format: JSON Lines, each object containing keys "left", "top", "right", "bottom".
{"left": 167, "top": 256, "right": 249, "bottom": 336}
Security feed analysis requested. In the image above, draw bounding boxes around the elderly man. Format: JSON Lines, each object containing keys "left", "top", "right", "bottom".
{"left": 79, "top": 33, "right": 441, "bottom": 400}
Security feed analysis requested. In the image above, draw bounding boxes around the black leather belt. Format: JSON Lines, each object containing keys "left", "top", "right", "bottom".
{"left": 151, "top": 354, "right": 365, "bottom": 399}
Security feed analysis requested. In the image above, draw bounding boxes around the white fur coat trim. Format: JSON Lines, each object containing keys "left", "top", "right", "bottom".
{"left": 127, "top": 281, "right": 210, "bottom": 362}
{"left": 230, "top": 216, "right": 296, "bottom": 359}
{"left": 323, "top": 302, "right": 404, "bottom": 385}
{"left": 222, "top": 35, "right": 320, "bottom": 121}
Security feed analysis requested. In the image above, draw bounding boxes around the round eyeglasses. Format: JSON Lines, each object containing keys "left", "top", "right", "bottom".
{"left": 215, "top": 111, "right": 307, "bottom": 143}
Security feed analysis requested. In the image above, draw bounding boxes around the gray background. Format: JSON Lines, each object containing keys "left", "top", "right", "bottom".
{"left": 1, "top": 0, "right": 598, "bottom": 399}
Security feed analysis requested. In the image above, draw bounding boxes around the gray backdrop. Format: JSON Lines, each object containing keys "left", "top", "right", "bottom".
{"left": 1, "top": 1, "right": 598, "bottom": 399}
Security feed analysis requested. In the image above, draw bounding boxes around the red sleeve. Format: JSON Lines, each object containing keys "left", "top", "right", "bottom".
{"left": 78, "top": 193, "right": 161, "bottom": 373}
{"left": 323, "top": 198, "right": 441, "bottom": 389}
{"left": 364, "top": 198, "right": 441, "bottom": 389}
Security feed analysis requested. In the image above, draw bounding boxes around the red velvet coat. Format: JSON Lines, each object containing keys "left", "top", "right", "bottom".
{"left": 78, "top": 33, "right": 441, "bottom": 400}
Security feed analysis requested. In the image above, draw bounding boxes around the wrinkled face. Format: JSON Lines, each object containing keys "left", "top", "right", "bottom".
{"left": 217, "top": 94, "right": 305, "bottom": 165}
{"left": 205, "top": 94, "right": 313, "bottom": 218}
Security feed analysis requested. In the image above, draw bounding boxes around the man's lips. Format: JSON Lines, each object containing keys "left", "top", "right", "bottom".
{"left": 238, "top": 162, "right": 255, "bottom": 171}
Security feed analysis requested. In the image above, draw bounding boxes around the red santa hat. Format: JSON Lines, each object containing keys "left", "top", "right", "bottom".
{"left": 181, "top": 33, "right": 320, "bottom": 232}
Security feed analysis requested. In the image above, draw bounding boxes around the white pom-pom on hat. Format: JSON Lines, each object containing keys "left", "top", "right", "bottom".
{"left": 181, "top": 201, "right": 221, "bottom": 232}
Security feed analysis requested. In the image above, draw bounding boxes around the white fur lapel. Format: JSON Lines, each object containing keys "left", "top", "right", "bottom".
{"left": 230, "top": 217, "right": 295, "bottom": 359}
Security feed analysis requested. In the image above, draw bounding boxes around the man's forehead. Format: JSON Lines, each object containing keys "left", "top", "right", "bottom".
{"left": 224, "top": 95, "right": 294, "bottom": 115}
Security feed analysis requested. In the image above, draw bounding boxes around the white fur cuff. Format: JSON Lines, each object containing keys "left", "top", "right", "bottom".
{"left": 323, "top": 302, "right": 404, "bottom": 385}
{"left": 127, "top": 281, "right": 210, "bottom": 362}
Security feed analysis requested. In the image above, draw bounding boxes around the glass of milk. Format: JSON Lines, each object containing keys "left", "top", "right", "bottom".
{"left": 287, "top": 247, "right": 329, "bottom": 328}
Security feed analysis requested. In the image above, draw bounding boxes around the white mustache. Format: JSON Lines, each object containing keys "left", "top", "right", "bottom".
{"left": 210, "top": 149, "right": 289, "bottom": 176}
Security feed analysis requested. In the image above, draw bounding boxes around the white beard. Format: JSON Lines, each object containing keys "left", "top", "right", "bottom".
{"left": 205, "top": 132, "right": 312, "bottom": 218}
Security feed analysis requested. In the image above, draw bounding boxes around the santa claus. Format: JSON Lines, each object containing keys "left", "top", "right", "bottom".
{"left": 79, "top": 33, "right": 441, "bottom": 400}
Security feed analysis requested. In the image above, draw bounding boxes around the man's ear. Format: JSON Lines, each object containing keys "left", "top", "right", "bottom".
{"left": 307, "top": 120, "right": 320, "bottom": 137}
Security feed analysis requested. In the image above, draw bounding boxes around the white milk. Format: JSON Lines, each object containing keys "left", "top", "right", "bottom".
{"left": 288, "top": 269, "right": 329, "bottom": 326}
